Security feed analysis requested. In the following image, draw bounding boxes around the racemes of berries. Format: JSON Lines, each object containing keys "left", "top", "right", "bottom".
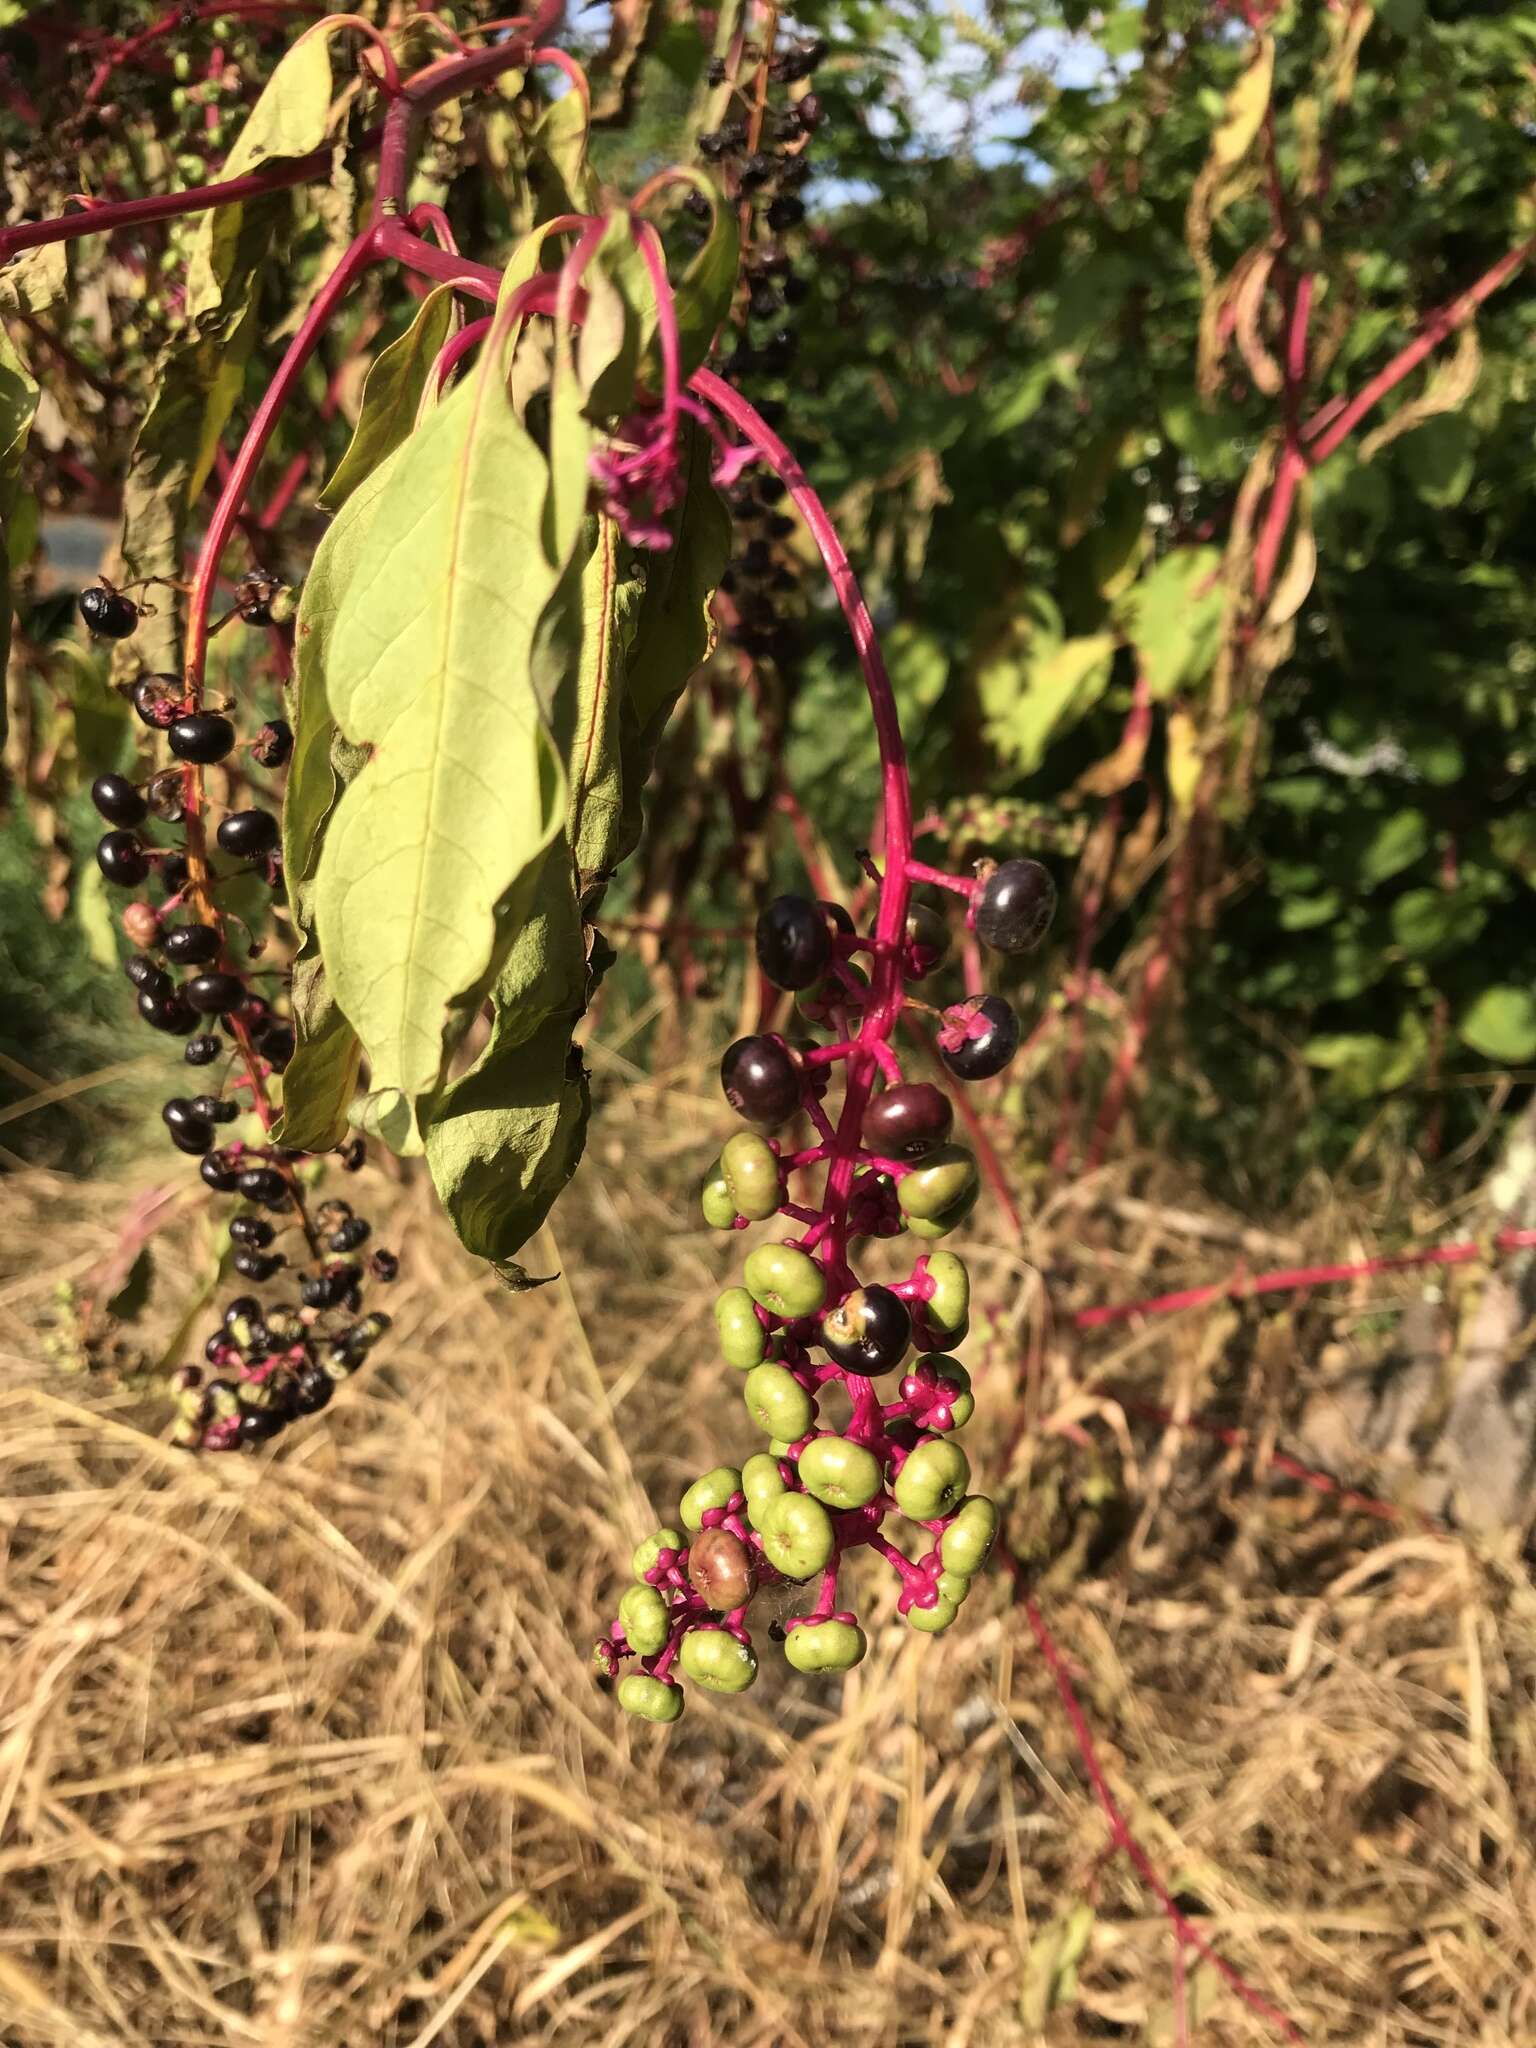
{"left": 599, "top": 846, "right": 1054, "bottom": 1722}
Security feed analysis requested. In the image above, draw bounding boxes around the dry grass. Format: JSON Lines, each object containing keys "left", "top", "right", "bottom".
{"left": 2, "top": 1039, "right": 1535, "bottom": 2048}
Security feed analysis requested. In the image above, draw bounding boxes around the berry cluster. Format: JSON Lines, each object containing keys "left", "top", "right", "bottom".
{"left": 77, "top": 578, "right": 399, "bottom": 1451}
{"left": 596, "top": 857, "right": 1057, "bottom": 1721}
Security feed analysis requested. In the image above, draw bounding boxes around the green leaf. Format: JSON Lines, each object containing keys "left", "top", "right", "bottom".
{"left": 1459, "top": 986, "right": 1536, "bottom": 1064}
{"left": 982, "top": 632, "right": 1117, "bottom": 776}
{"left": 75, "top": 858, "right": 120, "bottom": 973}
{"left": 313, "top": 344, "right": 577, "bottom": 1141}
{"left": 1020, "top": 1903, "right": 1095, "bottom": 2026}
{"left": 1116, "top": 546, "right": 1227, "bottom": 699}
{"left": 1390, "top": 886, "right": 1485, "bottom": 958}
{"left": 1357, "top": 808, "right": 1429, "bottom": 886}
{"left": 62, "top": 650, "right": 132, "bottom": 777}
{"left": 1303, "top": 1025, "right": 1425, "bottom": 1097}
{"left": 319, "top": 285, "right": 457, "bottom": 511}
{"left": 1398, "top": 412, "right": 1475, "bottom": 508}
{"left": 0, "top": 247, "right": 61, "bottom": 743}
{"left": 667, "top": 170, "right": 738, "bottom": 379}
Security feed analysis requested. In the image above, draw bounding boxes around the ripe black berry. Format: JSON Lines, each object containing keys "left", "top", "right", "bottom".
{"left": 328, "top": 1216, "right": 370, "bottom": 1253}
{"left": 291, "top": 1362, "right": 333, "bottom": 1414}
{"left": 217, "top": 808, "right": 278, "bottom": 859}
{"left": 229, "top": 1215, "right": 274, "bottom": 1247}
{"left": 237, "top": 1404, "right": 284, "bottom": 1446}
{"left": 237, "top": 1165, "right": 289, "bottom": 1206}
{"left": 973, "top": 859, "right": 1056, "bottom": 956}
{"left": 97, "top": 830, "right": 149, "bottom": 886}
{"left": 938, "top": 993, "right": 1021, "bottom": 1082}
{"left": 189, "top": 1093, "right": 238, "bottom": 1123}
{"left": 186, "top": 971, "right": 244, "bottom": 1015}
{"left": 161, "top": 852, "right": 191, "bottom": 892}
{"left": 820, "top": 1284, "right": 912, "bottom": 1377}
{"left": 233, "top": 1248, "right": 284, "bottom": 1280}
{"left": 91, "top": 773, "right": 147, "bottom": 826}
{"left": 862, "top": 1082, "right": 954, "bottom": 1159}
{"left": 169, "top": 1117, "right": 215, "bottom": 1156}
{"left": 755, "top": 894, "right": 832, "bottom": 990}
{"left": 163, "top": 923, "right": 221, "bottom": 965}
{"left": 252, "top": 718, "right": 293, "bottom": 768}
{"left": 904, "top": 902, "right": 950, "bottom": 978}
{"left": 185, "top": 1034, "right": 223, "bottom": 1066}
{"left": 721, "top": 1034, "right": 803, "bottom": 1126}
{"left": 797, "top": 92, "right": 824, "bottom": 130}
{"left": 201, "top": 1150, "right": 244, "bottom": 1192}
{"left": 131, "top": 676, "right": 181, "bottom": 729}
{"left": 766, "top": 194, "right": 806, "bottom": 230}
{"left": 162, "top": 1096, "right": 204, "bottom": 1132}
{"left": 138, "top": 987, "right": 196, "bottom": 1034}
{"left": 126, "top": 954, "right": 171, "bottom": 998}
{"left": 370, "top": 1249, "right": 399, "bottom": 1282}
{"left": 78, "top": 585, "right": 139, "bottom": 638}
{"left": 340, "top": 1137, "right": 366, "bottom": 1172}
{"left": 168, "top": 712, "right": 236, "bottom": 764}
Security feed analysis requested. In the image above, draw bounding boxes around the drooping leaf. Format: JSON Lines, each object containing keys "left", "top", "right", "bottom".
{"left": 0, "top": 246, "right": 62, "bottom": 743}
{"left": 313, "top": 344, "right": 577, "bottom": 1143}
{"left": 666, "top": 170, "right": 738, "bottom": 379}
{"left": 320, "top": 285, "right": 457, "bottom": 511}
{"left": 981, "top": 631, "right": 1117, "bottom": 777}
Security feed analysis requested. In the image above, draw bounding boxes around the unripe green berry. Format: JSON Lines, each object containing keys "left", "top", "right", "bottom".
{"left": 903, "top": 1188, "right": 978, "bottom": 1240}
{"left": 759, "top": 1491, "right": 835, "bottom": 1578}
{"left": 721, "top": 1131, "right": 781, "bottom": 1222}
{"left": 796, "top": 1433, "right": 882, "bottom": 1509}
{"left": 767, "top": 1437, "right": 795, "bottom": 1458}
{"left": 936, "top": 1568, "right": 971, "bottom": 1605}
{"left": 906, "top": 1594, "right": 960, "bottom": 1634}
{"left": 784, "top": 1617, "right": 866, "bottom": 1673}
{"left": 702, "top": 1159, "right": 738, "bottom": 1229}
{"left": 893, "top": 1438, "right": 971, "bottom": 1520}
{"left": 918, "top": 1356, "right": 974, "bottom": 1429}
{"left": 715, "top": 1285, "right": 767, "bottom": 1369}
{"left": 743, "top": 1242, "right": 827, "bottom": 1318}
{"left": 679, "top": 1627, "right": 758, "bottom": 1693}
{"left": 619, "top": 1583, "right": 670, "bottom": 1655}
{"left": 679, "top": 1466, "right": 742, "bottom": 1531}
{"left": 618, "top": 1673, "right": 684, "bottom": 1722}
{"left": 632, "top": 1526, "right": 685, "bottom": 1578}
{"left": 742, "top": 1452, "right": 789, "bottom": 1528}
{"left": 744, "top": 1362, "right": 814, "bottom": 1440}
{"left": 940, "top": 1495, "right": 998, "bottom": 1577}
{"left": 898, "top": 1146, "right": 980, "bottom": 1223}
{"left": 922, "top": 1251, "right": 970, "bottom": 1339}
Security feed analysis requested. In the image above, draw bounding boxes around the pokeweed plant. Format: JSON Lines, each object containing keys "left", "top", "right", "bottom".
{"left": 1, "top": 3, "right": 1053, "bottom": 1599}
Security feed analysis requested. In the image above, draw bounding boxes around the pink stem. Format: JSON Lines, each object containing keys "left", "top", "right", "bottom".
{"left": 905, "top": 859, "right": 976, "bottom": 897}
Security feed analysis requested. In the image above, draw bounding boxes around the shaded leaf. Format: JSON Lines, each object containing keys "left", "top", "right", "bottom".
{"left": 1460, "top": 986, "right": 1536, "bottom": 1064}
{"left": 982, "top": 631, "right": 1116, "bottom": 776}
{"left": 1116, "top": 546, "right": 1226, "bottom": 699}
{"left": 320, "top": 285, "right": 457, "bottom": 511}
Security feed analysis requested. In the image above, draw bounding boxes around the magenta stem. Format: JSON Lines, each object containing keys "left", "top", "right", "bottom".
{"left": 905, "top": 859, "right": 975, "bottom": 897}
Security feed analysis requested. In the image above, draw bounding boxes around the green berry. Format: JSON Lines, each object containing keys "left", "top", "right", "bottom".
{"left": 940, "top": 1495, "right": 998, "bottom": 1577}
{"left": 893, "top": 1438, "right": 971, "bottom": 1520}
{"left": 920, "top": 1356, "right": 974, "bottom": 1429}
{"left": 743, "top": 1242, "right": 827, "bottom": 1318}
{"left": 680, "top": 1466, "right": 742, "bottom": 1531}
{"left": 767, "top": 1437, "right": 796, "bottom": 1458}
{"left": 715, "top": 1286, "right": 767, "bottom": 1370}
{"left": 679, "top": 1627, "right": 758, "bottom": 1693}
{"left": 619, "top": 1584, "right": 671, "bottom": 1656}
{"left": 903, "top": 1188, "right": 978, "bottom": 1240}
{"left": 721, "top": 1131, "right": 781, "bottom": 1222}
{"left": 741, "top": 1452, "right": 789, "bottom": 1528}
{"left": 922, "top": 1251, "right": 970, "bottom": 1339}
{"left": 702, "top": 1159, "right": 738, "bottom": 1229}
{"left": 898, "top": 1146, "right": 980, "bottom": 1223}
{"left": 796, "top": 1434, "right": 882, "bottom": 1509}
{"left": 759, "top": 1492, "right": 836, "bottom": 1578}
{"left": 784, "top": 1618, "right": 866, "bottom": 1673}
{"left": 906, "top": 1595, "right": 960, "bottom": 1634}
{"left": 744, "top": 1362, "right": 815, "bottom": 1440}
{"left": 632, "top": 1525, "right": 685, "bottom": 1578}
{"left": 936, "top": 1569, "right": 971, "bottom": 1605}
{"left": 618, "top": 1673, "right": 685, "bottom": 1722}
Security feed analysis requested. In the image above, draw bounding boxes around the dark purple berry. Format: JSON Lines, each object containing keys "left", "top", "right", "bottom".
{"left": 237, "top": 1165, "right": 289, "bottom": 1207}
{"left": 169, "top": 1118, "right": 215, "bottom": 1156}
{"left": 340, "top": 1137, "right": 366, "bottom": 1172}
{"left": 97, "top": 830, "right": 149, "bottom": 886}
{"left": 229, "top": 1215, "right": 274, "bottom": 1247}
{"left": 291, "top": 1361, "right": 333, "bottom": 1414}
{"left": 138, "top": 987, "right": 192, "bottom": 1033}
{"left": 328, "top": 1216, "right": 370, "bottom": 1253}
{"left": 973, "top": 859, "right": 1056, "bottom": 956}
{"left": 201, "top": 1150, "right": 244, "bottom": 1192}
{"left": 766, "top": 194, "right": 806, "bottom": 230}
{"left": 797, "top": 92, "right": 824, "bottom": 130}
{"left": 820, "top": 1283, "right": 912, "bottom": 1376}
{"left": 126, "top": 954, "right": 171, "bottom": 998}
{"left": 189, "top": 1093, "right": 239, "bottom": 1123}
{"left": 186, "top": 970, "right": 244, "bottom": 1015}
{"left": 161, "top": 851, "right": 191, "bottom": 892}
{"left": 185, "top": 1034, "right": 223, "bottom": 1066}
{"left": 163, "top": 922, "right": 221, "bottom": 965}
{"left": 237, "top": 1404, "right": 285, "bottom": 1447}
{"left": 91, "top": 773, "right": 147, "bottom": 826}
{"left": 252, "top": 718, "right": 293, "bottom": 768}
{"left": 217, "top": 808, "right": 279, "bottom": 859}
{"left": 233, "top": 1248, "right": 284, "bottom": 1281}
{"left": 168, "top": 712, "right": 236, "bottom": 764}
{"left": 862, "top": 1082, "right": 953, "bottom": 1160}
{"left": 755, "top": 894, "right": 833, "bottom": 990}
{"left": 254, "top": 1020, "right": 295, "bottom": 1069}
{"left": 370, "top": 1249, "right": 399, "bottom": 1282}
{"left": 721, "top": 1034, "right": 803, "bottom": 1127}
{"left": 78, "top": 585, "right": 138, "bottom": 638}
{"left": 131, "top": 676, "right": 181, "bottom": 729}
{"left": 938, "top": 994, "right": 1020, "bottom": 1082}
